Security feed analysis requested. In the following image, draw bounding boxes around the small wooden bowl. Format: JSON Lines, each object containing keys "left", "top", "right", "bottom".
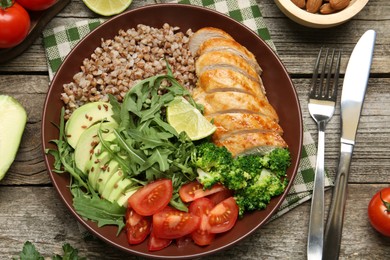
{"left": 274, "top": 0, "right": 369, "bottom": 28}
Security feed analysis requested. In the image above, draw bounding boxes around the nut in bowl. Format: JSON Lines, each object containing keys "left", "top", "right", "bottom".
{"left": 274, "top": 0, "right": 369, "bottom": 28}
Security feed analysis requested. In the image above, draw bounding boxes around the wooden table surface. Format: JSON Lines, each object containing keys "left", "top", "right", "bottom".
{"left": 1, "top": 0, "right": 389, "bottom": 259}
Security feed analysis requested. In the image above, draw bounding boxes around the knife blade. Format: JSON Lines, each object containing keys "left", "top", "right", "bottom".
{"left": 323, "top": 30, "right": 376, "bottom": 260}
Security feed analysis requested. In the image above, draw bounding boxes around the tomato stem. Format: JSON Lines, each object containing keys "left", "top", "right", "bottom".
{"left": 0, "top": 0, "right": 13, "bottom": 9}
{"left": 379, "top": 192, "right": 390, "bottom": 212}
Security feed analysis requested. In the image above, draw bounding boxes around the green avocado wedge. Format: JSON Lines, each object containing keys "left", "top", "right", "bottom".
{"left": 0, "top": 95, "right": 27, "bottom": 181}
{"left": 74, "top": 121, "right": 118, "bottom": 173}
{"left": 65, "top": 101, "right": 114, "bottom": 149}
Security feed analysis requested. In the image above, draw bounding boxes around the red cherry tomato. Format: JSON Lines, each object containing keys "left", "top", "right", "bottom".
{"left": 189, "top": 197, "right": 215, "bottom": 246}
{"left": 152, "top": 207, "right": 200, "bottom": 239}
{"left": 16, "top": 0, "right": 56, "bottom": 11}
{"left": 0, "top": 1, "right": 30, "bottom": 48}
{"left": 147, "top": 231, "right": 172, "bottom": 252}
{"left": 125, "top": 207, "right": 151, "bottom": 245}
{"left": 209, "top": 197, "right": 239, "bottom": 233}
{"left": 368, "top": 187, "right": 390, "bottom": 237}
{"left": 179, "top": 181, "right": 226, "bottom": 202}
{"left": 128, "top": 179, "right": 173, "bottom": 216}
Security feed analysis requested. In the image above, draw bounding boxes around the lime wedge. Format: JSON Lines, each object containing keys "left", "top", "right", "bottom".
{"left": 82, "top": 0, "right": 132, "bottom": 16}
{"left": 167, "top": 97, "right": 216, "bottom": 141}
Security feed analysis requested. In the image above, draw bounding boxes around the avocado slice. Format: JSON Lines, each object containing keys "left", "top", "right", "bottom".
{"left": 101, "top": 170, "right": 125, "bottom": 201}
{"left": 86, "top": 133, "right": 117, "bottom": 190}
{"left": 74, "top": 121, "right": 118, "bottom": 173}
{"left": 116, "top": 188, "right": 139, "bottom": 207}
{"left": 97, "top": 160, "right": 119, "bottom": 195}
{"left": 107, "top": 178, "right": 134, "bottom": 202}
{"left": 87, "top": 146, "right": 111, "bottom": 191}
{"left": 0, "top": 95, "right": 27, "bottom": 180}
{"left": 65, "top": 101, "right": 114, "bottom": 148}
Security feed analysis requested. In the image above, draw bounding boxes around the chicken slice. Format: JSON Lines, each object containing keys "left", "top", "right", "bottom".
{"left": 206, "top": 113, "right": 283, "bottom": 140}
{"left": 195, "top": 50, "right": 261, "bottom": 83}
{"left": 198, "top": 68, "right": 266, "bottom": 97}
{"left": 213, "top": 131, "right": 288, "bottom": 157}
{"left": 189, "top": 27, "right": 234, "bottom": 55}
{"left": 192, "top": 88, "right": 279, "bottom": 122}
{"left": 198, "top": 37, "right": 262, "bottom": 74}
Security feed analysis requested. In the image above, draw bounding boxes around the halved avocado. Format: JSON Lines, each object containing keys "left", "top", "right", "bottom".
{"left": 0, "top": 95, "right": 27, "bottom": 180}
{"left": 65, "top": 101, "right": 114, "bottom": 148}
{"left": 74, "top": 121, "right": 118, "bottom": 173}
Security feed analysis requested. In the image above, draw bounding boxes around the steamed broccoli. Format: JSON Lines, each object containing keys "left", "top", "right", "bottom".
{"left": 192, "top": 142, "right": 291, "bottom": 216}
{"left": 193, "top": 142, "right": 232, "bottom": 188}
{"left": 234, "top": 169, "right": 288, "bottom": 216}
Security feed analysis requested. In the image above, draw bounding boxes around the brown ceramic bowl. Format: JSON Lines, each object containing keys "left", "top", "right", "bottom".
{"left": 42, "top": 3, "right": 302, "bottom": 259}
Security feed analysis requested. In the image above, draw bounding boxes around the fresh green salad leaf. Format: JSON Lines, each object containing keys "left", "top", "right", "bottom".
{"left": 71, "top": 187, "right": 126, "bottom": 235}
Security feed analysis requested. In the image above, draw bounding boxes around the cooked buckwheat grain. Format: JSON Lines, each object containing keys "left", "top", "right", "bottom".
{"left": 61, "top": 23, "right": 196, "bottom": 119}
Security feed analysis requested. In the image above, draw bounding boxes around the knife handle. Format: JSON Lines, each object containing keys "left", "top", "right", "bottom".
{"left": 323, "top": 143, "right": 354, "bottom": 260}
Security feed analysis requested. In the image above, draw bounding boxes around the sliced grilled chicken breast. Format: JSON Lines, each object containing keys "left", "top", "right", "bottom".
{"left": 195, "top": 50, "right": 261, "bottom": 83}
{"left": 213, "top": 131, "right": 288, "bottom": 157}
{"left": 198, "top": 37, "right": 262, "bottom": 74}
{"left": 206, "top": 113, "right": 283, "bottom": 140}
{"left": 198, "top": 68, "right": 266, "bottom": 97}
{"left": 188, "top": 27, "right": 234, "bottom": 55}
{"left": 192, "top": 88, "right": 279, "bottom": 122}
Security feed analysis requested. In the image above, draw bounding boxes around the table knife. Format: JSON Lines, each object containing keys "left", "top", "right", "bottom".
{"left": 323, "top": 30, "right": 376, "bottom": 260}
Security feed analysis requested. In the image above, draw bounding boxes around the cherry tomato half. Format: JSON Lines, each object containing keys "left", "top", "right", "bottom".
{"left": 368, "top": 187, "right": 390, "bottom": 237}
{"left": 209, "top": 197, "right": 239, "bottom": 234}
{"left": 125, "top": 207, "right": 151, "bottom": 245}
{"left": 0, "top": 1, "right": 30, "bottom": 49}
{"left": 153, "top": 206, "right": 200, "bottom": 239}
{"left": 128, "top": 179, "right": 173, "bottom": 216}
{"left": 147, "top": 231, "right": 172, "bottom": 252}
{"left": 189, "top": 197, "right": 215, "bottom": 246}
{"left": 179, "top": 181, "right": 226, "bottom": 202}
{"left": 16, "top": 0, "right": 57, "bottom": 11}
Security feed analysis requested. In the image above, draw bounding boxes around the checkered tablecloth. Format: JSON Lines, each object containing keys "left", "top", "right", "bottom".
{"left": 43, "top": 0, "right": 333, "bottom": 220}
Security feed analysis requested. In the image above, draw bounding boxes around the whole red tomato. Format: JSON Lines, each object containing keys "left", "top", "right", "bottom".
{"left": 368, "top": 187, "right": 390, "bottom": 236}
{"left": 16, "top": 0, "right": 57, "bottom": 11}
{"left": 0, "top": 1, "right": 30, "bottom": 48}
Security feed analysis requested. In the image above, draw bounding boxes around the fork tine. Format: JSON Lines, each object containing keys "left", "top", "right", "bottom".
{"left": 325, "top": 49, "right": 335, "bottom": 98}
{"left": 309, "top": 48, "right": 323, "bottom": 97}
{"left": 319, "top": 48, "right": 330, "bottom": 98}
{"left": 331, "top": 50, "right": 342, "bottom": 100}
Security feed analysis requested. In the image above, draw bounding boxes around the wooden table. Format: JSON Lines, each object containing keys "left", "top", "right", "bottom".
{"left": 1, "top": 0, "right": 389, "bottom": 259}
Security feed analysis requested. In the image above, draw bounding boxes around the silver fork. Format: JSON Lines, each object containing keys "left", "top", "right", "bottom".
{"left": 307, "top": 48, "right": 341, "bottom": 260}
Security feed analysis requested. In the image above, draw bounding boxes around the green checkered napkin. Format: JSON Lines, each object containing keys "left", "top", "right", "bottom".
{"left": 43, "top": 0, "right": 333, "bottom": 220}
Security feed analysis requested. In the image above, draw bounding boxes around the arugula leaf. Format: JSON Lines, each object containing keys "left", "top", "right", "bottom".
{"left": 72, "top": 187, "right": 126, "bottom": 235}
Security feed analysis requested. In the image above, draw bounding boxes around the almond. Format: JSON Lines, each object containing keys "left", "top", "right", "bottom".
{"left": 291, "top": 0, "right": 306, "bottom": 9}
{"left": 306, "top": 0, "right": 322, "bottom": 13}
{"left": 320, "top": 3, "right": 336, "bottom": 14}
{"left": 330, "top": 0, "right": 350, "bottom": 11}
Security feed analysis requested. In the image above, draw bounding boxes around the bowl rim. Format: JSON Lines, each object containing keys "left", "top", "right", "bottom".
{"left": 274, "top": 0, "right": 369, "bottom": 28}
{"left": 41, "top": 3, "right": 303, "bottom": 259}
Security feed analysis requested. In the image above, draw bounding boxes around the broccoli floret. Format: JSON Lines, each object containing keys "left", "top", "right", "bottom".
{"left": 259, "top": 148, "right": 291, "bottom": 177}
{"left": 234, "top": 169, "right": 288, "bottom": 216}
{"left": 193, "top": 142, "right": 232, "bottom": 188}
{"left": 193, "top": 144, "right": 291, "bottom": 216}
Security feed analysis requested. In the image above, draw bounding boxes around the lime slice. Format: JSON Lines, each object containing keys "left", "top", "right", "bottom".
{"left": 82, "top": 0, "right": 132, "bottom": 16}
{"left": 167, "top": 97, "right": 216, "bottom": 141}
